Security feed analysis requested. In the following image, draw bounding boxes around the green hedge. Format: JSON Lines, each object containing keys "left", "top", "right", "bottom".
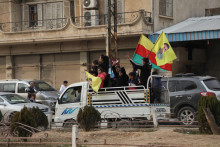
{"left": 197, "top": 96, "right": 220, "bottom": 134}
{"left": 77, "top": 105, "right": 101, "bottom": 131}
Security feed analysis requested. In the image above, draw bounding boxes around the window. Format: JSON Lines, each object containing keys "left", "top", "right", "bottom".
{"left": 18, "top": 83, "right": 29, "bottom": 93}
{"left": 159, "top": 0, "right": 173, "bottom": 17}
{"left": 167, "top": 80, "right": 182, "bottom": 92}
{"left": 180, "top": 80, "right": 197, "bottom": 91}
{"left": 203, "top": 78, "right": 220, "bottom": 91}
{"left": 33, "top": 81, "right": 56, "bottom": 91}
{"left": 29, "top": 5, "right": 38, "bottom": 27}
{"left": 61, "top": 86, "right": 82, "bottom": 104}
{"left": 3, "top": 83, "right": 16, "bottom": 93}
{"left": 70, "top": 1, "right": 75, "bottom": 22}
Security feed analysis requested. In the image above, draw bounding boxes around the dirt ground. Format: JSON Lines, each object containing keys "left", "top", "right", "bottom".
{"left": 32, "top": 127, "right": 220, "bottom": 147}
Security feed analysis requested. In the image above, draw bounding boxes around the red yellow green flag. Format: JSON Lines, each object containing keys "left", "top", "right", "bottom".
{"left": 132, "top": 34, "right": 173, "bottom": 71}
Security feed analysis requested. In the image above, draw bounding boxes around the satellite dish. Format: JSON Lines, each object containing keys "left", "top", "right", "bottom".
{"left": 83, "top": 0, "right": 91, "bottom": 7}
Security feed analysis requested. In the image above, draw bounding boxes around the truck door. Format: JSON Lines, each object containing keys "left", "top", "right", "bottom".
{"left": 55, "top": 86, "right": 82, "bottom": 122}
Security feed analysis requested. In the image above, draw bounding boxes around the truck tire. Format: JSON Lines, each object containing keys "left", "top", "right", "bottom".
{"left": 177, "top": 106, "right": 196, "bottom": 125}
{"left": 63, "top": 119, "right": 76, "bottom": 128}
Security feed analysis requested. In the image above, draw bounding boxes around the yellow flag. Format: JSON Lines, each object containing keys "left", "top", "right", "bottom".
{"left": 86, "top": 72, "right": 102, "bottom": 93}
{"left": 152, "top": 32, "right": 177, "bottom": 66}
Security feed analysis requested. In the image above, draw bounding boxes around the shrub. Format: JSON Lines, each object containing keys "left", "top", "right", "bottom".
{"left": 10, "top": 106, "right": 37, "bottom": 137}
{"left": 197, "top": 96, "right": 220, "bottom": 134}
{"left": 10, "top": 106, "right": 49, "bottom": 137}
{"left": 77, "top": 105, "right": 101, "bottom": 131}
{"left": 0, "top": 110, "right": 2, "bottom": 122}
{"left": 30, "top": 107, "right": 48, "bottom": 129}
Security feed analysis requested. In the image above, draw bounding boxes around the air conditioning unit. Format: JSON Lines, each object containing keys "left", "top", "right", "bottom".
{"left": 83, "top": 0, "right": 98, "bottom": 9}
{"left": 83, "top": 10, "right": 99, "bottom": 26}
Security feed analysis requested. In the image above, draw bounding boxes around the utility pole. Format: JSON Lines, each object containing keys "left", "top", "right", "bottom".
{"left": 106, "top": 0, "right": 118, "bottom": 59}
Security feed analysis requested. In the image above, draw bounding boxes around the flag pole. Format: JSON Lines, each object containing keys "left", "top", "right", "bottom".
{"left": 146, "top": 32, "right": 163, "bottom": 58}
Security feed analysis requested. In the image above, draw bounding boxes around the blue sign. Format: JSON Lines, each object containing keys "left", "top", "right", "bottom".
{"left": 61, "top": 107, "right": 78, "bottom": 115}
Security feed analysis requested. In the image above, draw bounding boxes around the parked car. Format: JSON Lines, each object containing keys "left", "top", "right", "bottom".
{"left": 162, "top": 74, "right": 220, "bottom": 124}
{"left": 0, "top": 80, "right": 59, "bottom": 112}
{"left": 0, "top": 93, "right": 52, "bottom": 123}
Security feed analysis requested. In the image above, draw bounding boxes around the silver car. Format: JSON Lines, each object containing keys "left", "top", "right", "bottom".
{"left": 0, "top": 80, "right": 59, "bottom": 112}
{"left": 0, "top": 93, "right": 52, "bottom": 123}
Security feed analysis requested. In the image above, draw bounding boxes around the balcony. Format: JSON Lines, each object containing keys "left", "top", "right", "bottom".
{"left": 0, "top": 18, "right": 67, "bottom": 32}
{"left": 72, "top": 10, "right": 152, "bottom": 27}
{"left": 0, "top": 10, "right": 153, "bottom": 45}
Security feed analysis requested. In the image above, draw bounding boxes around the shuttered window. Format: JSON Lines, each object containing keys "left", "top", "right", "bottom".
{"left": 159, "top": 0, "right": 173, "bottom": 17}
{"left": 29, "top": 5, "right": 38, "bottom": 27}
{"left": 104, "top": 0, "right": 125, "bottom": 24}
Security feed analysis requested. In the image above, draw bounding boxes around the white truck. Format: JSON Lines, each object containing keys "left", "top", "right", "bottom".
{"left": 54, "top": 76, "right": 170, "bottom": 127}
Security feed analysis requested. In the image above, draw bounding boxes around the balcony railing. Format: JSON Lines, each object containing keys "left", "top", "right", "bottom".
{"left": 0, "top": 11, "right": 152, "bottom": 32}
{"left": 0, "top": 18, "right": 67, "bottom": 32}
{"left": 72, "top": 10, "right": 152, "bottom": 27}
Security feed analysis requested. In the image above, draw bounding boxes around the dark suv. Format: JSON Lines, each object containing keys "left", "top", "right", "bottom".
{"left": 162, "top": 74, "right": 220, "bottom": 124}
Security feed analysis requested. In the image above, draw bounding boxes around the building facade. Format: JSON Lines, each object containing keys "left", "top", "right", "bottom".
{"left": 0, "top": 0, "right": 219, "bottom": 89}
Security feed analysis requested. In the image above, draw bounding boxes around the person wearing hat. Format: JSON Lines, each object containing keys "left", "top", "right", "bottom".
{"left": 127, "top": 55, "right": 152, "bottom": 88}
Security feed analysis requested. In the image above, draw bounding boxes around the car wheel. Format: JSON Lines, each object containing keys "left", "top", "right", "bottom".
{"left": 177, "top": 107, "right": 196, "bottom": 125}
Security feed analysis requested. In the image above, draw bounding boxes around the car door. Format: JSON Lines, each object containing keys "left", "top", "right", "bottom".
{"left": 179, "top": 79, "right": 200, "bottom": 109}
{"left": 167, "top": 79, "right": 185, "bottom": 115}
{"left": 17, "top": 82, "right": 29, "bottom": 99}
{"left": 55, "top": 86, "right": 83, "bottom": 123}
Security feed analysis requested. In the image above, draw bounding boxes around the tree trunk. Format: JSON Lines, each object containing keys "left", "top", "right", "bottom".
{"left": 202, "top": 107, "right": 220, "bottom": 135}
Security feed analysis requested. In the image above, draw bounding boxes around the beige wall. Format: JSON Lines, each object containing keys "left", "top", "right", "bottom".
{"left": 0, "top": 56, "right": 6, "bottom": 79}
{"left": 154, "top": 0, "right": 220, "bottom": 31}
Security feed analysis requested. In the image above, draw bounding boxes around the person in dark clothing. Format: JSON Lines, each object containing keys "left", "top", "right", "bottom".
{"left": 128, "top": 72, "right": 138, "bottom": 86}
{"left": 112, "top": 64, "right": 120, "bottom": 87}
{"left": 152, "top": 71, "right": 162, "bottom": 103}
{"left": 25, "top": 81, "right": 37, "bottom": 102}
{"left": 127, "top": 55, "right": 152, "bottom": 88}
{"left": 91, "top": 66, "right": 98, "bottom": 76}
{"left": 116, "top": 67, "right": 129, "bottom": 87}
{"left": 98, "top": 54, "right": 109, "bottom": 73}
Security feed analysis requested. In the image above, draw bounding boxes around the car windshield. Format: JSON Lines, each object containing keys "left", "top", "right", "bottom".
{"left": 33, "top": 81, "right": 56, "bottom": 91}
{"left": 1, "top": 94, "right": 29, "bottom": 104}
{"left": 203, "top": 78, "right": 220, "bottom": 91}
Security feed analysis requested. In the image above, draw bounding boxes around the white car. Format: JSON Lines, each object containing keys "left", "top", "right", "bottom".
{"left": 0, "top": 93, "right": 52, "bottom": 123}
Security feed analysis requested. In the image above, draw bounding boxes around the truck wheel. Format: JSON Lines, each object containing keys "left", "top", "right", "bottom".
{"left": 177, "top": 107, "right": 196, "bottom": 125}
{"left": 63, "top": 119, "right": 76, "bottom": 128}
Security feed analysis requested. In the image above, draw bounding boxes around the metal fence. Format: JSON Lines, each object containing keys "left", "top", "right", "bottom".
{"left": 72, "top": 10, "right": 152, "bottom": 27}
{"left": 0, "top": 18, "right": 67, "bottom": 32}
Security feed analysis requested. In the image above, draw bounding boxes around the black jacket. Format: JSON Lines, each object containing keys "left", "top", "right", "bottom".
{"left": 130, "top": 59, "right": 152, "bottom": 85}
{"left": 116, "top": 67, "right": 129, "bottom": 87}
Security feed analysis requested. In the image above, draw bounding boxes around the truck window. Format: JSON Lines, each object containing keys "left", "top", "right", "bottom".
{"left": 3, "top": 83, "right": 16, "bottom": 93}
{"left": 18, "top": 83, "right": 29, "bottom": 93}
{"left": 60, "top": 86, "right": 82, "bottom": 104}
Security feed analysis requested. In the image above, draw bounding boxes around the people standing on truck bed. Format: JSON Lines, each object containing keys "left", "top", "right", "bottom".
{"left": 128, "top": 72, "right": 138, "bottom": 86}
{"left": 151, "top": 71, "right": 162, "bottom": 103}
{"left": 116, "top": 67, "right": 129, "bottom": 87}
{"left": 127, "top": 55, "right": 152, "bottom": 88}
{"left": 112, "top": 63, "right": 120, "bottom": 87}
{"left": 97, "top": 66, "right": 107, "bottom": 88}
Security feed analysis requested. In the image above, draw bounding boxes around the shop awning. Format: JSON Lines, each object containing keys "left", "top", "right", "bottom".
{"left": 149, "top": 15, "right": 220, "bottom": 43}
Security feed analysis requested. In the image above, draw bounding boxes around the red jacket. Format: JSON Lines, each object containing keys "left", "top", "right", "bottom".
{"left": 97, "top": 72, "right": 107, "bottom": 88}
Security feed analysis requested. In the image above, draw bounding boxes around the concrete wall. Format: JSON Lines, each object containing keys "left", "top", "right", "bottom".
{"left": 154, "top": 0, "right": 220, "bottom": 31}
